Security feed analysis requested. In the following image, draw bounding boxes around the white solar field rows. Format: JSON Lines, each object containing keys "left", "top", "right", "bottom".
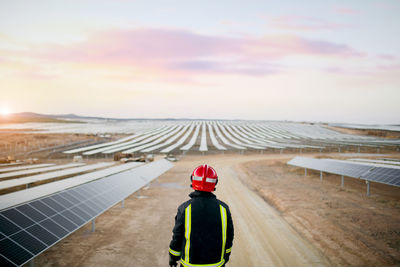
{"left": 0, "top": 163, "right": 85, "bottom": 180}
{"left": 0, "top": 162, "right": 115, "bottom": 191}
{"left": 62, "top": 121, "right": 400, "bottom": 155}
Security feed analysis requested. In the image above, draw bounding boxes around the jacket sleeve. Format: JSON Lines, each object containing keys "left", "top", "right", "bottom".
{"left": 169, "top": 205, "right": 185, "bottom": 260}
{"left": 225, "top": 206, "right": 234, "bottom": 256}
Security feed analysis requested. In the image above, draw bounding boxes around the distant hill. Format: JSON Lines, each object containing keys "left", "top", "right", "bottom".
{"left": 0, "top": 112, "right": 83, "bottom": 124}
{"left": 1, "top": 112, "right": 210, "bottom": 123}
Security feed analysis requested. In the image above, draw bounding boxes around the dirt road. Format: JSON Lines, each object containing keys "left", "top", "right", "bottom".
{"left": 37, "top": 154, "right": 330, "bottom": 266}
{"left": 214, "top": 157, "right": 329, "bottom": 266}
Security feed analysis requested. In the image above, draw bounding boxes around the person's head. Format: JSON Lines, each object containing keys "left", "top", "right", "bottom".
{"left": 190, "top": 164, "right": 218, "bottom": 192}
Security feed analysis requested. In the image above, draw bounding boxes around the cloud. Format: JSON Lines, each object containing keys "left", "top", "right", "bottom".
{"left": 333, "top": 7, "right": 360, "bottom": 15}
{"left": 269, "top": 15, "right": 353, "bottom": 31}
{"left": 378, "top": 54, "right": 398, "bottom": 61}
{"left": 32, "top": 28, "right": 363, "bottom": 77}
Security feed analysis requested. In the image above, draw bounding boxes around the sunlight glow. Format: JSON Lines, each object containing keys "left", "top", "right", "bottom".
{"left": 1, "top": 107, "right": 10, "bottom": 116}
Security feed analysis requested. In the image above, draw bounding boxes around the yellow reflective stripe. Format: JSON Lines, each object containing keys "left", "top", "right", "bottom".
{"left": 169, "top": 247, "right": 181, "bottom": 256}
{"left": 219, "top": 205, "right": 227, "bottom": 261}
{"left": 180, "top": 259, "right": 225, "bottom": 267}
{"left": 225, "top": 247, "right": 232, "bottom": 253}
{"left": 185, "top": 204, "right": 192, "bottom": 263}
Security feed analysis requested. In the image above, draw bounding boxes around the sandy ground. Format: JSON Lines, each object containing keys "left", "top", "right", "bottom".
{"left": 241, "top": 157, "right": 400, "bottom": 266}
{"left": 32, "top": 153, "right": 357, "bottom": 267}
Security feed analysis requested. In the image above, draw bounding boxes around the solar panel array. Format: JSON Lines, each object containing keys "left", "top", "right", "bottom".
{"left": 0, "top": 159, "right": 173, "bottom": 266}
{"left": 287, "top": 157, "right": 400, "bottom": 187}
{"left": 63, "top": 121, "right": 400, "bottom": 155}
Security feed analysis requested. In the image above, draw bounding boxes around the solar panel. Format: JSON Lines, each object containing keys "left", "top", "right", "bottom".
{"left": 0, "top": 162, "right": 114, "bottom": 191}
{"left": 288, "top": 157, "right": 400, "bottom": 187}
{"left": 0, "top": 164, "right": 55, "bottom": 174}
{"left": 199, "top": 122, "right": 208, "bottom": 152}
{"left": 0, "top": 159, "right": 173, "bottom": 266}
{"left": 207, "top": 122, "right": 226, "bottom": 150}
{"left": 0, "top": 162, "right": 143, "bottom": 211}
{"left": 287, "top": 157, "right": 371, "bottom": 178}
{"left": 160, "top": 124, "right": 195, "bottom": 153}
{"left": 361, "top": 167, "right": 400, "bottom": 187}
{"left": 180, "top": 123, "right": 201, "bottom": 151}
{"left": 0, "top": 163, "right": 85, "bottom": 180}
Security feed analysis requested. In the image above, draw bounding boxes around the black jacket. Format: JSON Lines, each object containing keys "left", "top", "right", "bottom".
{"left": 169, "top": 191, "right": 234, "bottom": 266}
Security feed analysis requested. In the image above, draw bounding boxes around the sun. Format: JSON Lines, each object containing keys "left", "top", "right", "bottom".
{"left": 1, "top": 107, "right": 10, "bottom": 116}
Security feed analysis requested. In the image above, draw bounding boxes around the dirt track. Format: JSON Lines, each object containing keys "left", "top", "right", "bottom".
{"left": 213, "top": 155, "right": 329, "bottom": 266}
{"left": 35, "top": 154, "right": 333, "bottom": 266}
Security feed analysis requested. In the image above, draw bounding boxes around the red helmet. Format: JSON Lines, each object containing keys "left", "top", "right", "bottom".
{"left": 191, "top": 164, "right": 218, "bottom": 192}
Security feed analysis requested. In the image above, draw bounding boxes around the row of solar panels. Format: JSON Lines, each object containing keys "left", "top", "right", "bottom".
{"left": 63, "top": 122, "right": 335, "bottom": 155}
{"left": 0, "top": 162, "right": 117, "bottom": 192}
{"left": 63, "top": 121, "right": 400, "bottom": 156}
{"left": 287, "top": 157, "right": 400, "bottom": 187}
{"left": 0, "top": 159, "right": 173, "bottom": 266}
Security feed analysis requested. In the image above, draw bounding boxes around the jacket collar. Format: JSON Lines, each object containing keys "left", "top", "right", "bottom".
{"left": 189, "top": 190, "right": 216, "bottom": 199}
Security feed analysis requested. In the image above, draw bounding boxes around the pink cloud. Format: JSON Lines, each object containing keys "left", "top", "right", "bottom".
{"left": 270, "top": 15, "right": 353, "bottom": 31}
{"left": 333, "top": 7, "right": 360, "bottom": 15}
{"left": 32, "top": 28, "right": 364, "bottom": 76}
{"left": 378, "top": 54, "right": 398, "bottom": 61}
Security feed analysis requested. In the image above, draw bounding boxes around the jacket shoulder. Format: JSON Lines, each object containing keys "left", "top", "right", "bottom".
{"left": 216, "top": 199, "right": 230, "bottom": 210}
{"left": 177, "top": 199, "right": 192, "bottom": 212}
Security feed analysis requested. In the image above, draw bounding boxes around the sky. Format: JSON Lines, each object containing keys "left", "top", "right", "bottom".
{"left": 0, "top": 0, "right": 399, "bottom": 124}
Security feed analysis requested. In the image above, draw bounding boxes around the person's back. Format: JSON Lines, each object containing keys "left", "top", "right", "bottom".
{"left": 169, "top": 164, "right": 234, "bottom": 267}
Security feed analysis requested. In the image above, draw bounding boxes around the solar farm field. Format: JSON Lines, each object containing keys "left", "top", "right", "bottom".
{"left": 0, "top": 120, "right": 399, "bottom": 266}
{"left": 63, "top": 120, "right": 400, "bottom": 157}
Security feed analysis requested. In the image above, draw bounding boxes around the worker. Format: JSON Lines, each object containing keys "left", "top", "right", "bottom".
{"left": 169, "top": 164, "right": 234, "bottom": 267}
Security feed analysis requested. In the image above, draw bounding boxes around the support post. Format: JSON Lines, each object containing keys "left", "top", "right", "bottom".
{"left": 358, "top": 146, "right": 360, "bottom": 153}
{"left": 320, "top": 171, "right": 323, "bottom": 181}
{"left": 341, "top": 175, "right": 344, "bottom": 187}
{"left": 91, "top": 218, "right": 96, "bottom": 232}
{"left": 121, "top": 199, "right": 125, "bottom": 208}
{"left": 304, "top": 168, "right": 307, "bottom": 176}
{"left": 366, "top": 181, "right": 370, "bottom": 196}
{"left": 338, "top": 146, "right": 341, "bottom": 153}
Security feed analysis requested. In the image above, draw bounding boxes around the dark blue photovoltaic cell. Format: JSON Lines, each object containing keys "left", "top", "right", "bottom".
{"left": 0, "top": 238, "right": 32, "bottom": 266}
{"left": 0, "top": 254, "right": 14, "bottom": 267}
{"left": 26, "top": 224, "right": 58, "bottom": 246}
{"left": 60, "top": 210, "right": 85, "bottom": 226}
{"left": 0, "top": 215, "right": 22, "bottom": 236}
{"left": 16, "top": 204, "right": 46, "bottom": 222}
{"left": 1, "top": 210, "right": 35, "bottom": 229}
{"left": 41, "top": 198, "right": 64, "bottom": 213}
{"left": 59, "top": 191, "right": 80, "bottom": 205}
{"left": 29, "top": 200, "right": 57, "bottom": 217}
{"left": 52, "top": 214, "right": 77, "bottom": 232}
{"left": 10, "top": 230, "right": 47, "bottom": 254}
{"left": 70, "top": 206, "right": 91, "bottom": 221}
{"left": 78, "top": 203, "right": 97, "bottom": 217}
{"left": 51, "top": 195, "right": 74, "bottom": 209}
{"left": 39, "top": 219, "right": 68, "bottom": 238}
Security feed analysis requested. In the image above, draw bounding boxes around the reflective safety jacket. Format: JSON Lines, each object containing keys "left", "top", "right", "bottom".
{"left": 169, "top": 191, "right": 234, "bottom": 267}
